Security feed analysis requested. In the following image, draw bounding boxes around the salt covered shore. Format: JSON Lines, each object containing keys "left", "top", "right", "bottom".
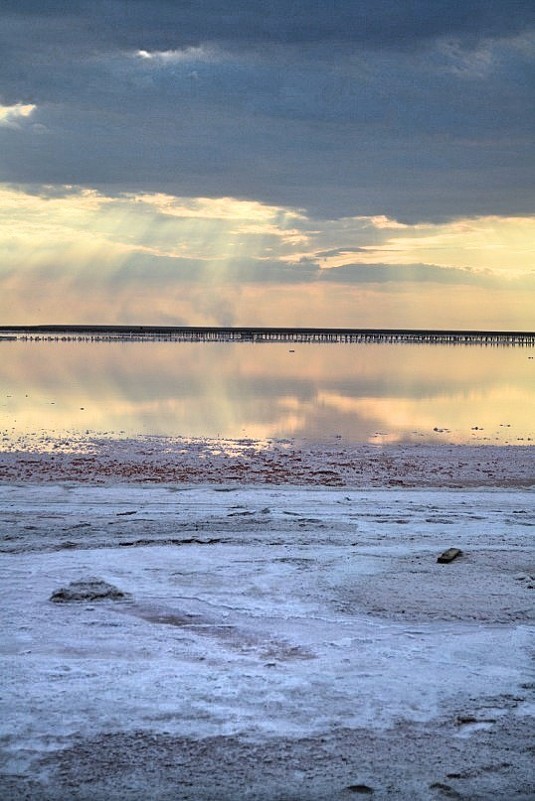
{"left": 0, "top": 441, "right": 534, "bottom": 800}
{"left": 0, "top": 436, "right": 534, "bottom": 487}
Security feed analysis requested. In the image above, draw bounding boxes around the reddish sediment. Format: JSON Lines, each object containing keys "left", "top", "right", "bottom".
{"left": 0, "top": 437, "right": 533, "bottom": 487}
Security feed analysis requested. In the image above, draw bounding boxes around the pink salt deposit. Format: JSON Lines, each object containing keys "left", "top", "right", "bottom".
{"left": 0, "top": 435, "right": 533, "bottom": 487}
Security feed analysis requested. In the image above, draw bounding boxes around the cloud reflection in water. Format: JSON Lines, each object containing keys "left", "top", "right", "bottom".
{"left": 0, "top": 340, "right": 533, "bottom": 446}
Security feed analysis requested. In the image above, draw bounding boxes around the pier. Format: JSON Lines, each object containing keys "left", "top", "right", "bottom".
{"left": 1, "top": 325, "right": 534, "bottom": 345}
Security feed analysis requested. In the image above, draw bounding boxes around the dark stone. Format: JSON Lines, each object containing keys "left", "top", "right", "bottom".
{"left": 50, "top": 578, "right": 130, "bottom": 603}
{"left": 437, "top": 548, "right": 462, "bottom": 563}
{"left": 346, "top": 785, "right": 374, "bottom": 794}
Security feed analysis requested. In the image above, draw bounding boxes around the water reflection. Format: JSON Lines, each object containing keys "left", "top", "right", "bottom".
{"left": 1, "top": 340, "right": 534, "bottom": 445}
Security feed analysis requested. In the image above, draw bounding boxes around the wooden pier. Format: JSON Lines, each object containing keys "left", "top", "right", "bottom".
{"left": 1, "top": 325, "right": 534, "bottom": 345}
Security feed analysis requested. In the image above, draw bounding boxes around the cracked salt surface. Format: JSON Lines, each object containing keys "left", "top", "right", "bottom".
{"left": 1, "top": 483, "right": 534, "bottom": 800}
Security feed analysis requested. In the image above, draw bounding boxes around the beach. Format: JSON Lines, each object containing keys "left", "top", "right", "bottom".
{"left": 1, "top": 440, "right": 534, "bottom": 800}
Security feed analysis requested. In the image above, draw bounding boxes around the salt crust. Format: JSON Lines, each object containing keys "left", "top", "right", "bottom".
{"left": 0, "top": 436, "right": 534, "bottom": 487}
{"left": 0, "top": 442, "right": 534, "bottom": 800}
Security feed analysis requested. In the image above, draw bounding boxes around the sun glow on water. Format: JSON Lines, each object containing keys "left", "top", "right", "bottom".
{"left": 1, "top": 340, "right": 533, "bottom": 448}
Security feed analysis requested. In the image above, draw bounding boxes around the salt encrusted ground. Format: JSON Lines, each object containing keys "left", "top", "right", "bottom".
{"left": 0, "top": 442, "right": 534, "bottom": 800}
{"left": 0, "top": 436, "right": 534, "bottom": 487}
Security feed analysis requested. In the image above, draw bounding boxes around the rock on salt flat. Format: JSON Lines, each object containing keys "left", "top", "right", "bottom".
{"left": 49, "top": 578, "right": 130, "bottom": 603}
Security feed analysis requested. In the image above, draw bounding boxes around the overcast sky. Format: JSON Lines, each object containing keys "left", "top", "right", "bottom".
{"left": 1, "top": 1, "right": 534, "bottom": 328}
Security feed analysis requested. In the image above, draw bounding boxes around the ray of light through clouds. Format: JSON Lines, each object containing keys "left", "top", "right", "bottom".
{"left": 0, "top": 1, "right": 534, "bottom": 328}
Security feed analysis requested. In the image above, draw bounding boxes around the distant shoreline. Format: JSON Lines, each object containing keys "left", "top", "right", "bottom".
{"left": 1, "top": 324, "right": 534, "bottom": 345}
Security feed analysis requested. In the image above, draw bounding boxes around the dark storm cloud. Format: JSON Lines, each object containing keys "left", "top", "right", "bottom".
{"left": 2, "top": 1, "right": 534, "bottom": 50}
{"left": 1, "top": 1, "right": 534, "bottom": 221}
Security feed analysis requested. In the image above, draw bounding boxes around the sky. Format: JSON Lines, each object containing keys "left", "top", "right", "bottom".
{"left": 0, "top": 1, "right": 534, "bottom": 329}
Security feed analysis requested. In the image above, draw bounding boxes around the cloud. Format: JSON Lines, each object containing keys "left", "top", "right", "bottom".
{"left": 317, "top": 263, "right": 491, "bottom": 286}
{"left": 0, "top": 4, "right": 533, "bottom": 221}
{"left": 2, "top": 183, "right": 533, "bottom": 328}
{"left": 135, "top": 47, "right": 222, "bottom": 65}
{"left": 0, "top": 4, "right": 533, "bottom": 329}
{"left": 1, "top": 184, "right": 532, "bottom": 271}
{"left": 2, "top": 2, "right": 534, "bottom": 51}
{"left": 0, "top": 102, "right": 36, "bottom": 127}
{"left": 1, "top": 186, "right": 533, "bottom": 291}
{"left": 302, "top": 215, "right": 535, "bottom": 278}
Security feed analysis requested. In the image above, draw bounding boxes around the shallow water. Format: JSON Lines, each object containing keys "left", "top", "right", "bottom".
{"left": 1, "top": 339, "right": 534, "bottom": 445}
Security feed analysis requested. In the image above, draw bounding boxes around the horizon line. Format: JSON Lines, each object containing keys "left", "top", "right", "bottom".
{"left": 1, "top": 324, "right": 534, "bottom": 347}
{"left": 1, "top": 324, "right": 534, "bottom": 335}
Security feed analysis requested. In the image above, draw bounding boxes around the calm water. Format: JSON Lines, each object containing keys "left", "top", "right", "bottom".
{"left": 1, "top": 340, "right": 534, "bottom": 446}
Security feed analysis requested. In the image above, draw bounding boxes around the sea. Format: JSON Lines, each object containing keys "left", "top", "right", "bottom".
{"left": 1, "top": 337, "right": 534, "bottom": 447}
